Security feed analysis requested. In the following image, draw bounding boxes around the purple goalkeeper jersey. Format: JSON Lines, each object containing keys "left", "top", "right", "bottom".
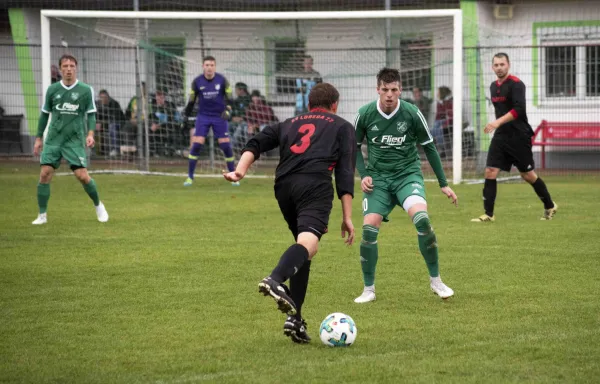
{"left": 190, "top": 73, "right": 232, "bottom": 118}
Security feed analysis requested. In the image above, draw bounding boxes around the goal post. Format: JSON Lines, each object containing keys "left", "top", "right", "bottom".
{"left": 40, "top": 9, "right": 463, "bottom": 184}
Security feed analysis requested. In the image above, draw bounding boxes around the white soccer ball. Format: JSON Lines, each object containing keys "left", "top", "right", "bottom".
{"left": 319, "top": 312, "right": 357, "bottom": 347}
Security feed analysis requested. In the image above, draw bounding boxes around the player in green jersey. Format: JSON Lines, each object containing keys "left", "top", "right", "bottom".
{"left": 353, "top": 68, "right": 457, "bottom": 302}
{"left": 32, "top": 54, "right": 108, "bottom": 225}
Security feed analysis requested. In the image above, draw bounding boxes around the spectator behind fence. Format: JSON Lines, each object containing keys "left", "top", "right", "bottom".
{"left": 295, "top": 55, "right": 322, "bottom": 115}
{"left": 51, "top": 65, "right": 62, "bottom": 84}
{"left": 96, "top": 89, "right": 125, "bottom": 157}
{"left": 122, "top": 82, "right": 150, "bottom": 154}
{"left": 149, "top": 87, "right": 179, "bottom": 156}
{"left": 406, "top": 87, "right": 432, "bottom": 123}
{"left": 433, "top": 86, "right": 453, "bottom": 158}
{"left": 230, "top": 82, "right": 252, "bottom": 148}
{"left": 246, "top": 90, "right": 278, "bottom": 135}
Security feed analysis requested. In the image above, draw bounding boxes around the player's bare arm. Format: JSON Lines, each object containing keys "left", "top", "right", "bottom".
{"left": 334, "top": 121, "right": 356, "bottom": 246}
{"left": 485, "top": 112, "right": 514, "bottom": 134}
{"left": 224, "top": 124, "right": 280, "bottom": 182}
{"left": 441, "top": 186, "right": 458, "bottom": 206}
{"left": 340, "top": 194, "right": 355, "bottom": 246}
{"left": 33, "top": 137, "right": 43, "bottom": 155}
{"left": 223, "top": 151, "right": 254, "bottom": 181}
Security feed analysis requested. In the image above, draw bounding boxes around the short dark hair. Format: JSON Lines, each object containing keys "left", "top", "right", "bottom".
{"left": 308, "top": 83, "right": 339, "bottom": 110}
{"left": 203, "top": 55, "right": 216, "bottom": 63}
{"left": 99, "top": 89, "right": 109, "bottom": 96}
{"left": 58, "top": 54, "right": 77, "bottom": 67}
{"left": 493, "top": 52, "right": 510, "bottom": 64}
{"left": 438, "top": 86, "right": 452, "bottom": 99}
{"left": 377, "top": 67, "right": 401, "bottom": 87}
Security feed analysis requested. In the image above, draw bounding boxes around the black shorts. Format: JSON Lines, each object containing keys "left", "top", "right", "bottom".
{"left": 486, "top": 134, "right": 535, "bottom": 173}
{"left": 274, "top": 175, "right": 334, "bottom": 240}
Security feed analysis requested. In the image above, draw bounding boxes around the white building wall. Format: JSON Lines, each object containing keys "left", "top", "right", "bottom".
{"left": 11, "top": 5, "right": 597, "bottom": 137}
{"left": 477, "top": 1, "right": 600, "bottom": 131}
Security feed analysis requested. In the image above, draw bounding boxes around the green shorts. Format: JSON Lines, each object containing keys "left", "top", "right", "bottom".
{"left": 40, "top": 144, "right": 87, "bottom": 169}
{"left": 362, "top": 174, "right": 426, "bottom": 219}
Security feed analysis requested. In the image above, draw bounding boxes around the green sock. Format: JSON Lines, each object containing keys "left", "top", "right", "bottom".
{"left": 413, "top": 211, "right": 439, "bottom": 277}
{"left": 37, "top": 183, "right": 50, "bottom": 214}
{"left": 83, "top": 178, "right": 100, "bottom": 206}
{"left": 360, "top": 224, "right": 379, "bottom": 286}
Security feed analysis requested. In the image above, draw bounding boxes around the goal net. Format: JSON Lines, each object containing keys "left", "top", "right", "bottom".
{"left": 41, "top": 10, "right": 464, "bottom": 183}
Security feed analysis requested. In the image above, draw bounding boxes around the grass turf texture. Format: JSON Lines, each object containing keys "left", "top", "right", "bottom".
{"left": 1, "top": 166, "right": 599, "bottom": 383}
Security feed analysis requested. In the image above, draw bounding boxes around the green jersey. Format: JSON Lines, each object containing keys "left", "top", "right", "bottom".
{"left": 41, "top": 80, "right": 96, "bottom": 147}
{"left": 355, "top": 99, "right": 432, "bottom": 179}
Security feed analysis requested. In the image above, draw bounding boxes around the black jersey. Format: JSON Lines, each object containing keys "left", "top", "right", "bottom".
{"left": 490, "top": 75, "right": 534, "bottom": 137}
{"left": 242, "top": 108, "right": 356, "bottom": 199}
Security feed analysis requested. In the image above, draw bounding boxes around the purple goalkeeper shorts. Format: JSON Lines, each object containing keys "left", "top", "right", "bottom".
{"left": 194, "top": 115, "right": 229, "bottom": 139}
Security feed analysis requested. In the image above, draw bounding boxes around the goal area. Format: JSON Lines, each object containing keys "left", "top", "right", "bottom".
{"left": 41, "top": 9, "right": 464, "bottom": 183}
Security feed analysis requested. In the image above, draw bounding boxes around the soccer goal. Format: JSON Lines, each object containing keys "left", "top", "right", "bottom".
{"left": 41, "top": 9, "right": 464, "bottom": 184}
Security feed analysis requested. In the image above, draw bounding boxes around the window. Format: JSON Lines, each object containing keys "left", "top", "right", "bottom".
{"left": 587, "top": 45, "right": 599, "bottom": 97}
{"left": 545, "top": 46, "right": 576, "bottom": 98}
{"left": 537, "top": 25, "right": 600, "bottom": 102}
{"left": 269, "top": 40, "right": 306, "bottom": 95}
{"left": 398, "top": 38, "right": 432, "bottom": 90}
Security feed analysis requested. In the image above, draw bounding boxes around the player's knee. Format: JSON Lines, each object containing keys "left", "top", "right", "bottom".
{"left": 296, "top": 232, "right": 319, "bottom": 259}
{"left": 191, "top": 136, "right": 205, "bottom": 145}
{"left": 521, "top": 170, "right": 537, "bottom": 184}
{"left": 73, "top": 169, "right": 90, "bottom": 184}
{"left": 362, "top": 224, "right": 379, "bottom": 244}
{"left": 39, "top": 172, "right": 52, "bottom": 183}
{"left": 363, "top": 213, "right": 383, "bottom": 228}
{"left": 39, "top": 166, "right": 54, "bottom": 183}
{"left": 484, "top": 167, "right": 499, "bottom": 179}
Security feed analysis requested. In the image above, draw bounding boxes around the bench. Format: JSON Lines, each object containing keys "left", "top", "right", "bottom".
{"left": 532, "top": 120, "right": 600, "bottom": 169}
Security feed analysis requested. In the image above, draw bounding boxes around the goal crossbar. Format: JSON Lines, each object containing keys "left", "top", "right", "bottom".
{"left": 40, "top": 9, "right": 463, "bottom": 184}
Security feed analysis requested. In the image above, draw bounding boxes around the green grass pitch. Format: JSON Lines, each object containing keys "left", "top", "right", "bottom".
{"left": 1, "top": 165, "right": 599, "bottom": 383}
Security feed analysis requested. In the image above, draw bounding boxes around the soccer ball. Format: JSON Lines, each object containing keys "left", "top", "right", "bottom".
{"left": 319, "top": 312, "right": 357, "bottom": 347}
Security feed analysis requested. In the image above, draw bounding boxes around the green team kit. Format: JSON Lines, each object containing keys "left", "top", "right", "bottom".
{"left": 354, "top": 99, "right": 448, "bottom": 218}
{"left": 39, "top": 80, "right": 96, "bottom": 169}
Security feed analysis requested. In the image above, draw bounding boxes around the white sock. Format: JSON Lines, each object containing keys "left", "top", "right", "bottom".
{"left": 364, "top": 285, "right": 375, "bottom": 292}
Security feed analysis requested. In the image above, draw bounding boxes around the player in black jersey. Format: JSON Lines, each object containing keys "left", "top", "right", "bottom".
{"left": 223, "top": 83, "right": 356, "bottom": 343}
{"left": 472, "top": 52, "right": 557, "bottom": 222}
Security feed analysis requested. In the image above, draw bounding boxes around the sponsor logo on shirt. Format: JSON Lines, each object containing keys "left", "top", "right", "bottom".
{"left": 55, "top": 102, "right": 80, "bottom": 114}
{"left": 371, "top": 134, "right": 407, "bottom": 147}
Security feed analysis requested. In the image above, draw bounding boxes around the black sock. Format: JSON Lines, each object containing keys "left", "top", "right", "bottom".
{"left": 531, "top": 178, "right": 554, "bottom": 209}
{"left": 483, "top": 178, "right": 497, "bottom": 217}
{"left": 290, "top": 260, "right": 311, "bottom": 320}
{"left": 270, "top": 244, "right": 309, "bottom": 284}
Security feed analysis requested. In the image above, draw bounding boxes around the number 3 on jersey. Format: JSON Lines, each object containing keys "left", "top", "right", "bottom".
{"left": 290, "top": 123, "right": 316, "bottom": 154}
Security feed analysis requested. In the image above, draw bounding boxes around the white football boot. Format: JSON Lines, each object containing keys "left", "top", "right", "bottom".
{"left": 430, "top": 276, "right": 454, "bottom": 299}
{"left": 354, "top": 286, "right": 376, "bottom": 303}
{"left": 95, "top": 202, "right": 109, "bottom": 223}
{"left": 32, "top": 213, "right": 47, "bottom": 225}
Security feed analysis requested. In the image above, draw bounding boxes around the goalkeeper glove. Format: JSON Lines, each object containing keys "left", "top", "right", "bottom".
{"left": 180, "top": 115, "right": 189, "bottom": 131}
{"left": 221, "top": 108, "right": 232, "bottom": 120}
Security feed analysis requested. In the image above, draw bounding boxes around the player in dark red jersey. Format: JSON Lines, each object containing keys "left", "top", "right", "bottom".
{"left": 472, "top": 52, "right": 557, "bottom": 222}
{"left": 223, "top": 83, "right": 356, "bottom": 344}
